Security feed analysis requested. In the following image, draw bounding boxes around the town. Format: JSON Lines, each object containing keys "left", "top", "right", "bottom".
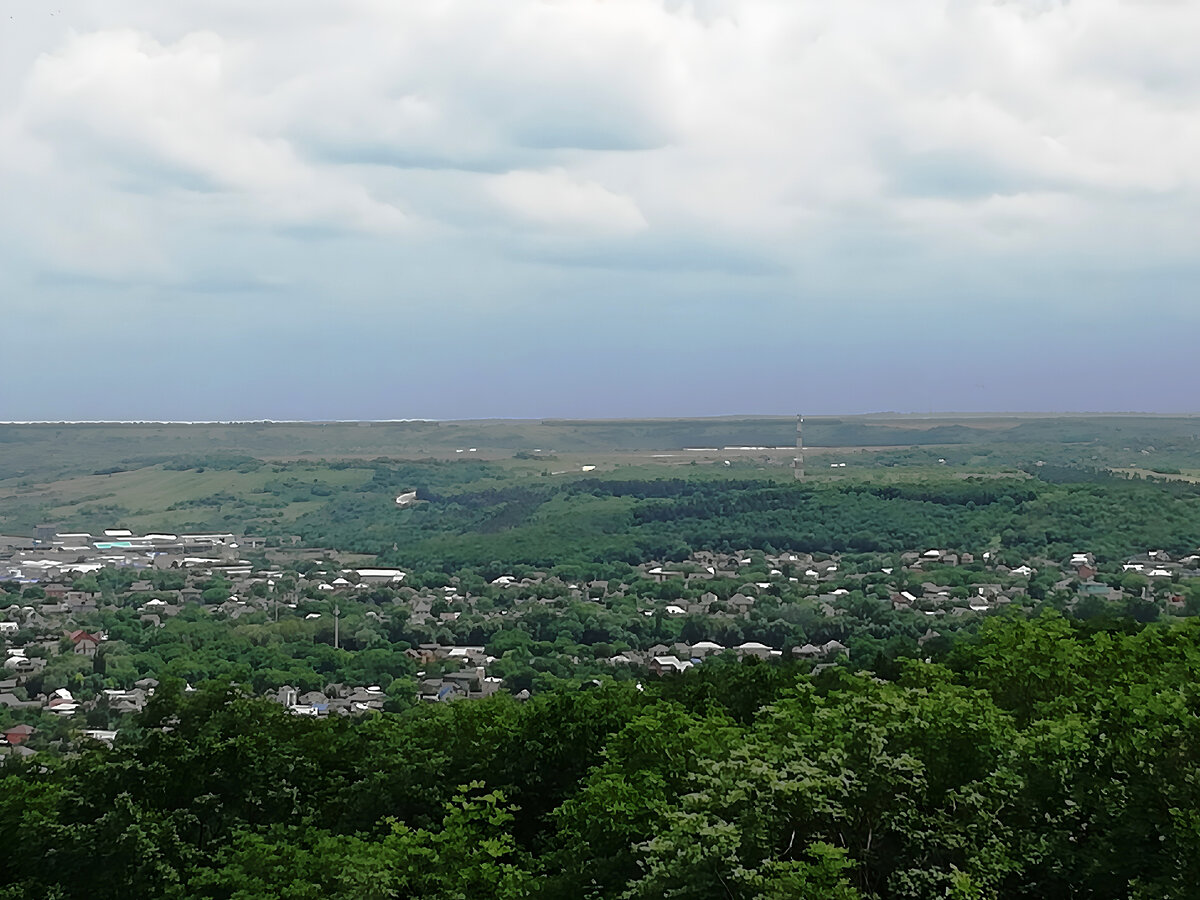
{"left": 3, "top": 521, "right": 1196, "bottom": 758}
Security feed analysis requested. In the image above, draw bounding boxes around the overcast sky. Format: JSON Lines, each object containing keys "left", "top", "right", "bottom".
{"left": 1, "top": 0, "right": 1197, "bottom": 420}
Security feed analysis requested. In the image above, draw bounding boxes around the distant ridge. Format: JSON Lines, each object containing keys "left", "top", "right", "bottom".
{"left": 3, "top": 410, "right": 1196, "bottom": 426}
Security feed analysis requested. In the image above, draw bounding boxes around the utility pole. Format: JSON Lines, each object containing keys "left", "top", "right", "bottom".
{"left": 333, "top": 603, "right": 341, "bottom": 650}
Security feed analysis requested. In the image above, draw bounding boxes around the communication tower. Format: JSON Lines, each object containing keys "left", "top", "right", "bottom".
{"left": 793, "top": 415, "right": 804, "bottom": 480}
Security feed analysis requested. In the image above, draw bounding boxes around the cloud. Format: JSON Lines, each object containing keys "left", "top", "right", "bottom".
{"left": 6, "top": 0, "right": 1200, "bottom": 272}
{"left": 486, "top": 168, "right": 648, "bottom": 235}
{"left": 7, "top": 28, "right": 405, "bottom": 251}
{"left": 1, "top": 0, "right": 1199, "bottom": 416}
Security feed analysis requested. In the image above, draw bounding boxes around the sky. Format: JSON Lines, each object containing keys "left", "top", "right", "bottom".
{"left": 1, "top": 0, "right": 1198, "bottom": 420}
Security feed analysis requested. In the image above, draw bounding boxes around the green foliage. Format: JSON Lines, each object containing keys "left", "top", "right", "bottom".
{"left": 4, "top": 617, "right": 1200, "bottom": 898}
{"left": 8, "top": 419, "right": 1200, "bottom": 895}
{"left": 280, "top": 470, "right": 1200, "bottom": 572}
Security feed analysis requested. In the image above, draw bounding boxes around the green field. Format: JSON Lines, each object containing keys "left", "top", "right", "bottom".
{"left": 3, "top": 413, "right": 1200, "bottom": 542}
{"left": 0, "top": 463, "right": 376, "bottom": 535}
{"left": 3, "top": 413, "right": 1199, "bottom": 473}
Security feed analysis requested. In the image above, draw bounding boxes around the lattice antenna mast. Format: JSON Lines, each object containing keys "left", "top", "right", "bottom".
{"left": 793, "top": 415, "right": 804, "bottom": 481}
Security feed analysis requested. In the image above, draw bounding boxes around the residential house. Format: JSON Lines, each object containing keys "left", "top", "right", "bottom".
{"left": 792, "top": 640, "right": 849, "bottom": 660}
{"left": 67, "top": 630, "right": 103, "bottom": 657}
{"left": 649, "top": 655, "right": 693, "bottom": 676}
{"left": 726, "top": 593, "right": 755, "bottom": 616}
{"left": 793, "top": 643, "right": 824, "bottom": 659}
{"left": 443, "top": 668, "right": 501, "bottom": 699}
{"left": 104, "top": 688, "right": 147, "bottom": 714}
{"left": 688, "top": 641, "right": 724, "bottom": 659}
{"left": 734, "top": 641, "right": 774, "bottom": 660}
{"left": 446, "top": 646, "right": 488, "bottom": 665}
{"left": 0, "top": 692, "right": 39, "bottom": 710}
{"left": 418, "top": 678, "right": 464, "bottom": 702}
{"left": 2, "top": 723, "right": 35, "bottom": 746}
{"left": 646, "top": 566, "right": 684, "bottom": 583}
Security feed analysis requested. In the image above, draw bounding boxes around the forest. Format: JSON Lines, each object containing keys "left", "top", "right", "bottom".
{"left": 2, "top": 613, "right": 1198, "bottom": 899}
{"left": 296, "top": 468, "right": 1200, "bottom": 572}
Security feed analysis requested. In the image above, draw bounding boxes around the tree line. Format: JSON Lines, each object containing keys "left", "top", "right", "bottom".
{"left": 2, "top": 613, "right": 1199, "bottom": 899}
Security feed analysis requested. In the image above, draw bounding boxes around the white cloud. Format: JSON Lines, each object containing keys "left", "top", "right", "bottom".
{"left": 2, "top": 26, "right": 405, "bottom": 278}
{"left": 487, "top": 168, "right": 648, "bottom": 235}
{"left": 1, "top": 0, "right": 1199, "bottom": 291}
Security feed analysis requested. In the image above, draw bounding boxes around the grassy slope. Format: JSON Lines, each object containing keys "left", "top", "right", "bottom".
{"left": 3, "top": 414, "right": 1200, "bottom": 543}
{"left": 0, "top": 465, "right": 375, "bottom": 535}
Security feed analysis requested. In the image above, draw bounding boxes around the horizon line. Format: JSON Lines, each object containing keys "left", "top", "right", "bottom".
{"left": 2, "top": 410, "right": 1199, "bottom": 426}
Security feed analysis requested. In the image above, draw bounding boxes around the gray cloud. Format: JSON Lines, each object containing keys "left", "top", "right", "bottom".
{"left": 1, "top": 0, "right": 1198, "bottom": 417}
